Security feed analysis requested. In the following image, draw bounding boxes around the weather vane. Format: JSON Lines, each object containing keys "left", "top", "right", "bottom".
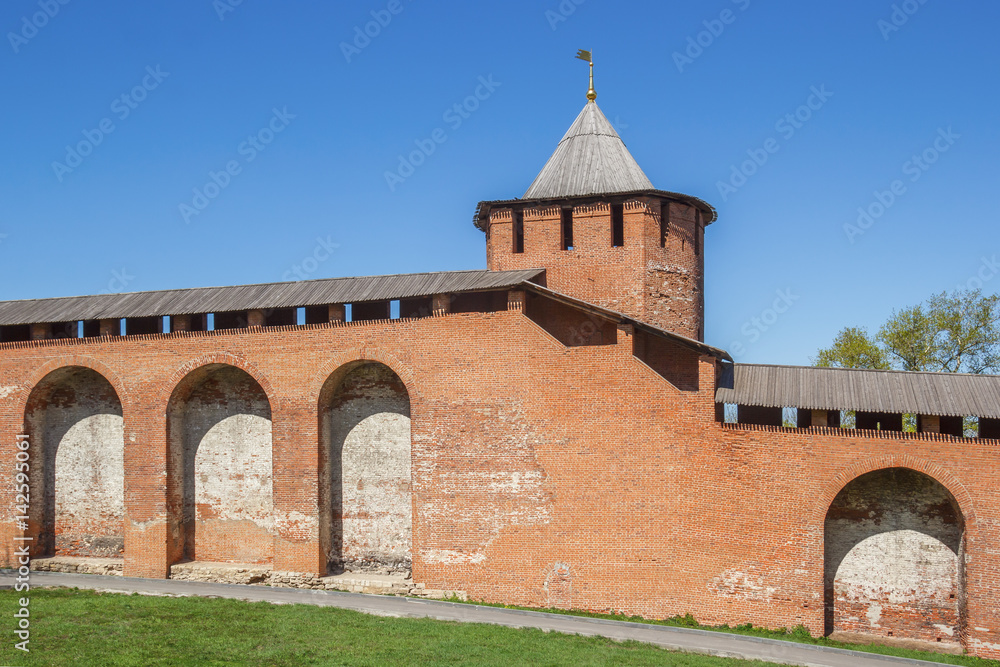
{"left": 576, "top": 49, "right": 596, "bottom": 102}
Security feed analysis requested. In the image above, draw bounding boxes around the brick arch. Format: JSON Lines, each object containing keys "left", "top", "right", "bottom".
{"left": 163, "top": 351, "right": 275, "bottom": 566}
{"left": 313, "top": 346, "right": 415, "bottom": 575}
{"left": 309, "top": 347, "right": 417, "bottom": 409}
{"left": 15, "top": 355, "right": 129, "bottom": 420}
{"left": 815, "top": 455, "right": 978, "bottom": 541}
{"left": 158, "top": 351, "right": 275, "bottom": 412}
{"left": 18, "top": 355, "right": 128, "bottom": 559}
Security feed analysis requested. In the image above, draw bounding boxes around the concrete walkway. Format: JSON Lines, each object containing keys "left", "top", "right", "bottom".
{"left": 0, "top": 570, "right": 960, "bottom": 667}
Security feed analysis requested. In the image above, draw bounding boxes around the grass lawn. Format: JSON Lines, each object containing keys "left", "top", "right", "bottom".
{"left": 0, "top": 588, "right": 783, "bottom": 666}
{"left": 447, "top": 602, "right": 1000, "bottom": 667}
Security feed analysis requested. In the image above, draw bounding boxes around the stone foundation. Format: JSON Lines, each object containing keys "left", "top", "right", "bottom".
{"left": 31, "top": 556, "right": 123, "bottom": 576}
{"left": 168, "top": 561, "right": 466, "bottom": 600}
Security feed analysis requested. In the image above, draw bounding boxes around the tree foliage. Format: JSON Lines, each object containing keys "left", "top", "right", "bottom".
{"left": 815, "top": 289, "right": 1000, "bottom": 374}
{"left": 814, "top": 327, "right": 891, "bottom": 370}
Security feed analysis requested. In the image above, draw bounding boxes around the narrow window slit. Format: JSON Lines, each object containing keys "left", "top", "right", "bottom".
{"left": 611, "top": 204, "right": 624, "bottom": 247}
{"left": 660, "top": 201, "right": 669, "bottom": 248}
{"left": 561, "top": 208, "right": 574, "bottom": 251}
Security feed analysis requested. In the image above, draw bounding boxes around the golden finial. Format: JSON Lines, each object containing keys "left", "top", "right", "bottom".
{"left": 575, "top": 49, "right": 596, "bottom": 102}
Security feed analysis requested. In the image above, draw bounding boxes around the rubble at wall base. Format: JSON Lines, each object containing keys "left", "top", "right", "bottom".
{"left": 169, "top": 561, "right": 466, "bottom": 600}
{"left": 30, "top": 556, "right": 124, "bottom": 576}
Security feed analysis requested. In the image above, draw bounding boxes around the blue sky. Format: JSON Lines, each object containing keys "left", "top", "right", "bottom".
{"left": 1, "top": 0, "right": 996, "bottom": 365}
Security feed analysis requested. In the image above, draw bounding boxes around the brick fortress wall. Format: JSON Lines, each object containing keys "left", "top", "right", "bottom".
{"left": 1, "top": 295, "right": 999, "bottom": 658}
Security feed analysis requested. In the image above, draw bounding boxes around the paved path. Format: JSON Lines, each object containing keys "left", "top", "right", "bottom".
{"left": 1, "top": 570, "right": 959, "bottom": 667}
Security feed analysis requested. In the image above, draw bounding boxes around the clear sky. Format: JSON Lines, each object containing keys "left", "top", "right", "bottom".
{"left": 1, "top": 0, "right": 996, "bottom": 365}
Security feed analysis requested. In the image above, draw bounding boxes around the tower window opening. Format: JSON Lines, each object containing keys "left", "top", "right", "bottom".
{"left": 695, "top": 209, "right": 702, "bottom": 256}
{"left": 561, "top": 208, "right": 574, "bottom": 251}
{"left": 513, "top": 211, "right": 525, "bottom": 254}
{"left": 611, "top": 203, "right": 624, "bottom": 247}
{"left": 660, "top": 202, "right": 669, "bottom": 248}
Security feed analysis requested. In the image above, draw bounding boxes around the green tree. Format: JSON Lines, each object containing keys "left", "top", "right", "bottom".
{"left": 815, "top": 289, "right": 1000, "bottom": 375}
{"left": 814, "top": 327, "right": 891, "bottom": 369}
{"left": 877, "top": 304, "right": 937, "bottom": 371}
{"left": 815, "top": 289, "right": 999, "bottom": 437}
{"left": 926, "top": 290, "right": 1000, "bottom": 373}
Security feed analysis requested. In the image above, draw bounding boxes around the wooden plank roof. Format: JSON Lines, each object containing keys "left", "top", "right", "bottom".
{"left": 0, "top": 266, "right": 730, "bottom": 365}
{"left": 523, "top": 101, "right": 654, "bottom": 200}
{"left": 716, "top": 363, "right": 1000, "bottom": 419}
{"left": 0, "top": 269, "right": 545, "bottom": 326}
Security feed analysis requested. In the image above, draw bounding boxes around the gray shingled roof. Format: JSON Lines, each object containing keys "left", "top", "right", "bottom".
{"left": 716, "top": 363, "right": 1000, "bottom": 419}
{"left": 523, "top": 101, "right": 654, "bottom": 199}
{"left": 0, "top": 269, "right": 545, "bottom": 326}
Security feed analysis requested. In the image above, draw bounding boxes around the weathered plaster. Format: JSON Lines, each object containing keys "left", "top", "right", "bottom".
{"left": 171, "top": 366, "right": 273, "bottom": 564}
{"left": 825, "top": 468, "right": 963, "bottom": 644}
{"left": 25, "top": 368, "right": 124, "bottom": 558}
{"left": 418, "top": 402, "right": 553, "bottom": 565}
{"left": 326, "top": 363, "right": 411, "bottom": 573}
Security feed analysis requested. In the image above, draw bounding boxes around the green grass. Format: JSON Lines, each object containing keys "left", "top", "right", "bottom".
{"left": 439, "top": 601, "right": 1000, "bottom": 667}
{"left": 0, "top": 588, "right": 783, "bottom": 666}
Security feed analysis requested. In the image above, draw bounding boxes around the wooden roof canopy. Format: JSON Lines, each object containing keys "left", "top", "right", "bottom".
{"left": 717, "top": 363, "right": 1000, "bottom": 420}
{"left": 473, "top": 99, "right": 716, "bottom": 231}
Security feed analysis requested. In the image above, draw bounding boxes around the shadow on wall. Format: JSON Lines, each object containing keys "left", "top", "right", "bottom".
{"left": 824, "top": 468, "right": 965, "bottom": 648}
{"left": 24, "top": 367, "right": 125, "bottom": 558}
{"left": 320, "top": 362, "right": 411, "bottom": 575}
{"left": 167, "top": 364, "right": 273, "bottom": 565}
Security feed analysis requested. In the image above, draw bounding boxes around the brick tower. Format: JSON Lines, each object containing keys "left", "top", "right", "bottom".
{"left": 475, "top": 83, "right": 716, "bottom": 341}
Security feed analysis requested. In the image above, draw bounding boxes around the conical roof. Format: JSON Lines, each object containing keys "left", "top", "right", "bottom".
{"left": 523, "top": 101, "right": 654, "bottom": 200}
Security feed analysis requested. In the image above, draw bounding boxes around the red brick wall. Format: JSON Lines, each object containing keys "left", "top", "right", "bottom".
{"left": 703, "top": 424, "right": 1000, "bottom": 658}
{"left": 633, "top": 329, "right": 700, "bottom": 392}
{"left": 645, "top": 201, "right": 705, "bottom": 341}
{"left": 485, "top": 197, "right": 706, "bottom": 340}
{"left": 1, "top": 301, "right": 999, "bottom": 658}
